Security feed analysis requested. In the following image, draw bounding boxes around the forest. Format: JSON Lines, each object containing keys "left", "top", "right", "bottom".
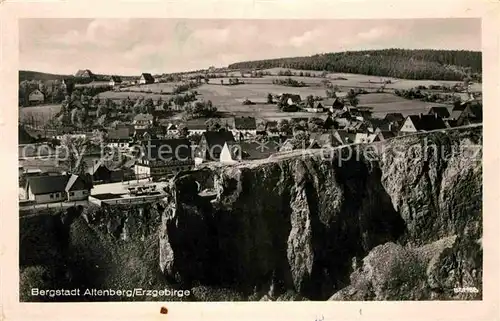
{"left": 228, "top": 49, "right": 482, "bottom": 81}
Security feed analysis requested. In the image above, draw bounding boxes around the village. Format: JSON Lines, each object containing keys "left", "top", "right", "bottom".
{"left": 18, "top": 67, "right": 483, "bottom": 210}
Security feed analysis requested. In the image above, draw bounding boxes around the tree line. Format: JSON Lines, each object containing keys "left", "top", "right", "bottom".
{"left": 228, "top": 49, "right": 482, "bottom": 81}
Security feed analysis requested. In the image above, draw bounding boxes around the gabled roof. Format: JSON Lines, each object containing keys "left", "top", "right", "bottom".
{"left": 384, "top": 113, "right": 405, "bottom": 122}
{"left": 140, "top": 73, "right": 155, "bottom": 82}
{"left": 202, "top": 131, "right": 235, "bottom": 148}
{"left": 428, "top": 106, "right": 451, "bottom": 119}
{"left": 140, "top": 139, "right": 192, "bottom": 161}
{"left": 332, "top": 130, "right": 356, "bottom": 145}
{"left": 86, "top": 159, "right": 111, "bottom": 175}
{"left": 374, "top": 130, "right": 396, "bottom": 141}
{"left": 313, "top": 101, "right": 324, "bottom": 109}
{"left": 65, "top": 174, "right": 90, "bottom": 192}
{"left": 233, "top": 117, "right": 257, "bottom": 130}
{"left": 222, "top": 141, "right": 242, "bottom": 161}
{"left": 27, "top": 175, "right": 68, "bottom": 195}
{"left": 407, "top": 114, "right": 447, "bottom": 131}
{"left": 29, "top": 89, "right": 44, "bottom": 96}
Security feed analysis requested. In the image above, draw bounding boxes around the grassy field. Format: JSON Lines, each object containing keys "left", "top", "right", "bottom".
{"left": 97, "top": 91, "right": 171, "bottom": 100}
{"left": 197, "top": 84, "right": 449, "bottom": 119}
{"left": 357, "top": 93, "right": 450, "bottom": 117}
{"left": 119, "top": 83, "right": 178, "bottom": 94}
{"left": 262, "top": 68, "right": 483, "bottom": 92}
{"left": 19, "top": 104, "right": 61, "bottom": 125}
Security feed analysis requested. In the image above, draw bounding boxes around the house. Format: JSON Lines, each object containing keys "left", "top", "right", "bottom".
{"left": 133, "top": 113, "right": 154, "bottom": 129}
{"left": 399, "top": 114, "right": 447, "bottom": 133}
{"left": 220, "top": 141, "right": 243, "bottom": 164}
{"left": 195, "top": 131, "right": 236, "bottom": 162}
{"left": 309, "top": 132, "right": 341, "bottom": 148}
{"left": 239, "top": 139, "right": 283, "bottom": 160}
{"left": 165, "top": 123, "right": 179, "bottom": 136}
{"left": 86, "top": 159, "right": 124, "bottom": 184}
{"left": 353, "top": 132, "right": 370, "bottom": 144}
{"left": 186, "top": 119, "right": 208, "bottom": 136}
{"left": 279, "top": 93, "right": 302, "bottom": 106}
{"left": 26, "top": 175, "right": 68, "bottom": 203}
{"left": 65, "top": 174, "right": 92, "bottom": 201}
{"left": 384, "top": 113, "right": 405, "bottom": 123}
{"left": 264, "top": 121, "right": 280, "bottom": 136}
{"left": 231, "top": 117, "right": 257, "bottom": 140}
{"left": 107, "top": 127, "right": 132, "bottom": 151}
{"left": 332, "top": 130, "right": 356, "bottom": 145}
{"left": 133, "top": 128, "right": 157, "bottom": 142}
{"left": 321, "top": 115, "right": 335, "bottom": 130}
{"left": 75, "top": 69, "right": 94, "bottom": 79}
{"left": 325, "top": 98, "right": 344, "bottom": 112}
{"left": 428, "top": 106, "right": 451, "bottom": 119}
{"left": 25, "top": 174, "right": 90, "bottom": 204}
{"left": 306, "top": 101, "right": 325, "bottom": 113}
{"left": 456, "top": 103, "right": 482, "bottom": 126}
{"left": 134, "top": 139, "right": 194, "bottom": 180}
{"left": 109, "top": 76, "right": 122, "bottom": 87}
{"left": 371, "top": 130, "right": 396, "bottom": 142}
{"left": 86, "top": 160, "right": 112, "bottom": 184}
{"left": 139, "top": 73, "right": 155, "bottom": 85}
{"left": 28, "top": 89, "right": 45, "bottom": 105}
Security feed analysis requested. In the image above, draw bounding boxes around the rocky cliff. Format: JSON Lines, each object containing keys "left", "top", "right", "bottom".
{"left": 159, "top": 125, "right": 482, "bottom": 300}
{"left": 19, "top": 125, "right": 482, "bottom": 301}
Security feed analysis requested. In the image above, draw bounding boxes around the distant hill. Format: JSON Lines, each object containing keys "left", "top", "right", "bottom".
{"left": 19, "top": 70, "right": 137, "bottom": 82}
{"left": 19, "top": 70, "right": 72, "bottom": 82}
{"left": 227, "top": 49, "right": 482, "bottom": 81}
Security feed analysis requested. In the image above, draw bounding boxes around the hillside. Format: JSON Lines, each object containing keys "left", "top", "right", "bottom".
{"left": 18, "top": 70, "right": 72, "bottom": 82}
{"left": 228, "top": 49, "right": 482, "bottom": 81}
{"left": 18, "top": 70, "right": 136, "bottom": 82}
{"left": 19, "top": 125, "right": 482, "bottom": 301}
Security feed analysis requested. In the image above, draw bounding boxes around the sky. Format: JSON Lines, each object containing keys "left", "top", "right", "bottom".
{"left": 19, "top": 18, "right": 481, "bottom": 76}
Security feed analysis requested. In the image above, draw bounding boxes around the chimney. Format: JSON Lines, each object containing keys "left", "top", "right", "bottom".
{"left": 419, "top": 113, "right": 423, "bottom": 118}
{"left": 435, "top": 113, "right": 438, "bottom": 119}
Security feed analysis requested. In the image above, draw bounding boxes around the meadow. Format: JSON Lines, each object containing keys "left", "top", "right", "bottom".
{"left": 262, "top": 68, "right": 483, "bottom": 92}
{"left": 19, "top": 104, "right": 61, "bottom": 125}
{"left": 357, "top": 93, "right": 450, "bottom": 118}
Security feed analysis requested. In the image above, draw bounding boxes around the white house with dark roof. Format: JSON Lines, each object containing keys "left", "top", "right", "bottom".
{"left": 220, "top": 141, "right": 242, "bottom": 164}
{"left": 134, "top": 139, "right": 195, "bottom": 180}
{"left": 65, "top": 174, "right": 92, "bottom": 201}
{"left": 133, "top": 113, "right": 154, "bottom": 130}
{"left": 109, "top": 76, "right": 122, "bottom": 87}
{"left": 231, "top": 117, "right": 257, "bottom": 140}
{"left": 139, "top": 73, "right": 155, "bottom": 85}
{"left": 107, "top": 127, "right": 132, "bottom": 151}
{"left": 28, "top": 89, "right": 45, "bottom": 105}
{"left": 25, "top": 174, "right": 91, "bottom": 204}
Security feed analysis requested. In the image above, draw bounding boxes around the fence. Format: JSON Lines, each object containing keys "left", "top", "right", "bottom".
{"left": 19, "top": 200, "right": 89, "bottom": 214}
{"left": 89, "top": 194, "right": 166, "bottom": 206}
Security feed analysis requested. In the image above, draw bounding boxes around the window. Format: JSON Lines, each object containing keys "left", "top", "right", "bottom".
{"left": 50, "top": 194, "right": 54, "bottom": 199}
{"left": 69, "top": 192, "right": 74, "bottom": 196}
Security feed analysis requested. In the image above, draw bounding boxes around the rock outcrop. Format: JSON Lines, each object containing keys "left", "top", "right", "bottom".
{"left": 159, "top": 125, "right": 482, "bottom": 300}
